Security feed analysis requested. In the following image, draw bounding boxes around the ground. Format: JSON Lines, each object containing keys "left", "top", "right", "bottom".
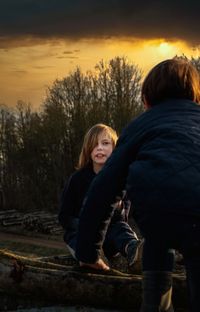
{"left": 0, "top": 231, "right": 66, "bottom": 252}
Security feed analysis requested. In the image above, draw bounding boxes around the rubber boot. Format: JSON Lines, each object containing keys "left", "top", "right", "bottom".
{"left": 140, "top": 271, "right": 174, "bottom": 312}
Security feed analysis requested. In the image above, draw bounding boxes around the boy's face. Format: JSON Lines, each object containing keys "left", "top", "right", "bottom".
{"left": 91, "top": 131, "right": 113, "bottom": 171}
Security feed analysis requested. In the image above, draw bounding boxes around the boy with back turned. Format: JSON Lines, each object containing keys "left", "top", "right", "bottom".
{"left": 75, "top": 58, "right": 200, "bottom": 312}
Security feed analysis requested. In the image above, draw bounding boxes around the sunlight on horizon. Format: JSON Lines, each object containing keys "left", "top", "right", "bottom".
{"left": 0, "top": 37, "right": 199, "bottom": 109}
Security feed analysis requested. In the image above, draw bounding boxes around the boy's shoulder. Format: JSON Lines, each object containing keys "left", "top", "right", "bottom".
{"left": 121, "top": 99, "right": 200, "bottom": 139}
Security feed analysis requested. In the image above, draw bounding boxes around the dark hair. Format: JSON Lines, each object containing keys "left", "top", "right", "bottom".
{"left": 142, "top": 58, "right": 200, "bottom": 107}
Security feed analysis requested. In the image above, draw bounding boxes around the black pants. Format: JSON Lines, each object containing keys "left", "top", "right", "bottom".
{"left": 138, "top": 214, "right": 200, "bottom": 312}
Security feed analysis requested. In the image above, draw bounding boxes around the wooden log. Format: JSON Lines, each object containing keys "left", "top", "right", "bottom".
{"left": 50, "top": 227, "right": 64, "bottom": 234}
{"left": 0, "top": 213, "right": 23, "bottom": 221}
{"left": 0, "top": 249, "right": 140, "bottom": 310}
{"left": 35, "top": 254, "right": 78, "bottom": 266}
{"left": 0, "top": 249, "right": 187, "bottom": 310}
{"left": 0, "top": 210, "right": 63, "bottom": 235}
{"left": 0, "top": 250, "right": 69, "bottom": 271}
{"left": 22, "top": 213, "right": 61, "bottom": 234}
{"left": 0, "top": 209, "right": 17, "bottom": 216}
{"left": 2, "top": 220, "right": 23, "bottom": 226}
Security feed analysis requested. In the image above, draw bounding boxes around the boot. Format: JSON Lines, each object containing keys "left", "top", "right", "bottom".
{"left": 140, "top": 271, "right": 174, "bottom": 312}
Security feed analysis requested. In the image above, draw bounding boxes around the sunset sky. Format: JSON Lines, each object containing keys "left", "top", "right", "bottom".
{"left": 0, "top": 0, "right": 199, "bottom": 109}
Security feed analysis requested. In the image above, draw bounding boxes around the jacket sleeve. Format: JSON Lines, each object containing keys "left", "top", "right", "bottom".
{"left": 75, "top": 123, "right": 142, "bottom": 263}
{"left": 58, "top": 174, "right": 78, "bottom": 229}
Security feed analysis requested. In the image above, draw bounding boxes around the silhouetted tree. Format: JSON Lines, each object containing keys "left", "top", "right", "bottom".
{"left": 95, "top": 57, "right": 143, "bottom": 132}
{"left": 0, "top": 57, "right": 144, "bottom": 212}
{"left": 0, "top": 105, "right": 18, "bottom": 209}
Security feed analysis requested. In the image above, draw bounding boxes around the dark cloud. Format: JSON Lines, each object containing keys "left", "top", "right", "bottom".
{"left": 0, "top": 0, "right": 199, "bottom": 46}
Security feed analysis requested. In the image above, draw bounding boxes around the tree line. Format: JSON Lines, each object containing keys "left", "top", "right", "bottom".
{"left": 0, "top": 56, "right": 199, "bottom": 212}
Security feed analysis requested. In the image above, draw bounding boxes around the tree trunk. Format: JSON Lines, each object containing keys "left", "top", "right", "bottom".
{"left": 0, "top": 249, "right": 187, "bottom": 311}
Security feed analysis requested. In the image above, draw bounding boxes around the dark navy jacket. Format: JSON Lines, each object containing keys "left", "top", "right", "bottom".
{"left": 76, "top": 99, "right": 200, "bottom": 262}
{"left": 58, "top": 166, "right": 131, "bottom": 242}
{"left": 59, "top": 167, "right": 95, "bottom": 227}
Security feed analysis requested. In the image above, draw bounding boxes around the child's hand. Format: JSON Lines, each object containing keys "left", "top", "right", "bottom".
{"left": 79, "top": 258, "right": 110, "bottom": 271}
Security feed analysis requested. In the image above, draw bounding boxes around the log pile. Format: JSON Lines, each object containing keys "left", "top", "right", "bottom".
{"left": 23, "top": 211, "right": 63, "bottom": 234}
{"left": 0, "top": 209, "right": 22, "bottom": 226}
{"left": 0, "top": 209, "right": 63, "bottom": 235}
{"left": 0, "top": 249, "right": 187, "bottom": 311}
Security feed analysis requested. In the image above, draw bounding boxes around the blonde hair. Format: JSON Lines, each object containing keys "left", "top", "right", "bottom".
{"left": 77, "top": 124, "right": 118, "bottom": 169}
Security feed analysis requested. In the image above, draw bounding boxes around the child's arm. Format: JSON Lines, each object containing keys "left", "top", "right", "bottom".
{"left": 58, "top": 174, "right": 78, "bottom": 229}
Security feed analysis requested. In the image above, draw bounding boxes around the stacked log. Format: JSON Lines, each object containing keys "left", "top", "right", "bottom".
{"left": 22, "top": 212, "right": 63, "bottom": 234}
{"left": 0, "top": 209, "right": 17, "bottom": 216}
{"left": 0, "top": 209, "right": 63, "bottom": 235}
{"left": 0, "top": 209, "right": 22, "bottom": 226}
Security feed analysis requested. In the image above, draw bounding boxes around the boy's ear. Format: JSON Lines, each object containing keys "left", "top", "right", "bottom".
{"left": 143, "top": 96, "right": 151, "bottom": 110}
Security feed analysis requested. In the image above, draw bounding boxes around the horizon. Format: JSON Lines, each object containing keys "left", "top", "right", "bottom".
{"left": 0, "top": 1, "right": 199, "bottom": 109}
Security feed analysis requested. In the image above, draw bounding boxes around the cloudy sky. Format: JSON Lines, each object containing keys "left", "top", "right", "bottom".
{"left": 0, "top": 0, "right": 199, "bottom": 108}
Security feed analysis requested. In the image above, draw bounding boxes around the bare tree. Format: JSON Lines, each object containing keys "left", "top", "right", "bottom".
{"left": 0, "top": 57, "right": 144, "bottom": 212}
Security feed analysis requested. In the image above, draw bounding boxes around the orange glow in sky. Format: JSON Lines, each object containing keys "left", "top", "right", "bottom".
{"left": 0, "top": 38, "right": 199, "bottom": 109}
